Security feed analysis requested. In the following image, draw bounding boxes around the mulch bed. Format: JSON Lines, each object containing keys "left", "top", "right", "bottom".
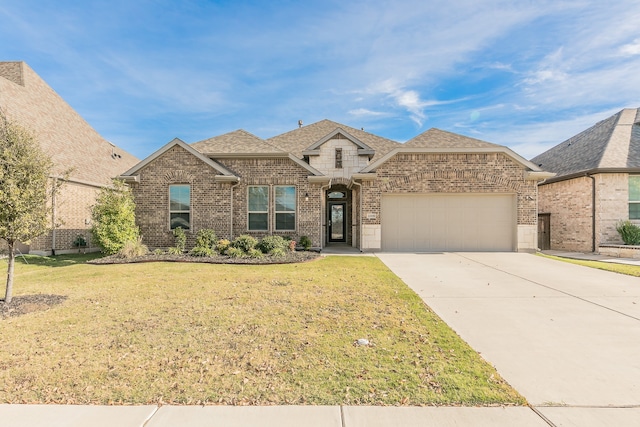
{"left": 88, "top": 251, "right": 321, "bottom": 265}
{"left": 1, "top": 294, "right": 68, "bottom": 319}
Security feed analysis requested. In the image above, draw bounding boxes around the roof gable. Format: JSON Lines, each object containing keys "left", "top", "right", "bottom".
{"left": 267, "top": 119, "right": 401, "bottom": 161}
{"left": 531, "top": 108, "right": 640, "bottom": 177}
{"left": 191, "top": 129, "right": 283, "bottom": 155}
{"left": 121, "top": 138, "right": 237, "bottom": 179}
{"left": 301, "top": 128, "right": 375, "bottom": 158}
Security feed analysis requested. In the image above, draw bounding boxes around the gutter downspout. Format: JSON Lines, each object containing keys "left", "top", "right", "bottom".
{"left": 320, "top": 179, "right": 332, "bottom": 249}
{"left": 230, "top": 179, "right": 241, "bottom": 241}
{"left": 586, "top": 173, "right": 596, "bottom": 253}
{"left": 51, "top": 178, "right": 57, "bottom": 256}
{"left": 350, "top": 180, "right": 363, "bottom": 251}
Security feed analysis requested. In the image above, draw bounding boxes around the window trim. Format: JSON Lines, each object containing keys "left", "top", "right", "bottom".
{"left": 274, "top": 185, "right": 296, "bottom": 231}
{"left": 629, "top": 176, "right": 640, "bottom": 220}
{"left": 169, "top": 184, "right": 191, "bottom": 230}
{"left": 248, "top": 185, "right": 269, "bottom": 231}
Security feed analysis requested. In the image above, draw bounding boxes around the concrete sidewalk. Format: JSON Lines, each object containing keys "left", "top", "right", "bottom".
{"left": 0, "top": 404, "right": 555, "bottom": 426}
{"left": 543, "top": 249, "right": 640, "bottom": 266}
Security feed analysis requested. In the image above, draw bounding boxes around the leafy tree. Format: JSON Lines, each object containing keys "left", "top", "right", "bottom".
{"left": 91, "top": 179, "right": 139, "bottom": 255}
{"left": 0, "top": 111, "right": 56, "bottom": 304}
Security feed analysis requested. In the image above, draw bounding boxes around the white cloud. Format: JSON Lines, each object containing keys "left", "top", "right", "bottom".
{"left": 620, "top": 39, "right": 640, "bottom": 57}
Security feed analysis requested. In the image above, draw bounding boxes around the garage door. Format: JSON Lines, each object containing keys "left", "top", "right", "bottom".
{"left": 381, "top": 193, "right": 516, "bottom": 252}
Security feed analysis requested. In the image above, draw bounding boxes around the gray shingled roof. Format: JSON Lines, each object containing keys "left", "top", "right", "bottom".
{"left": 405, "top": 128, "right": 502, "bottom": 148}
{"left": 191, "top": 129, "right": 284, "bottom": 155}
{"left": 266, "top": 119, "right": 402, "bottom": 162}
{"left": 531, "top": 108, "right": 640, "bottom": 177}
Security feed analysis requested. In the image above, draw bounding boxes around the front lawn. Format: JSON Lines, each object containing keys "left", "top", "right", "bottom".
{"left": 538, "top": 253, "right": 640, "bottom": 277}
{"left": 0, "top": 255, "right": 524, "bottom": 406}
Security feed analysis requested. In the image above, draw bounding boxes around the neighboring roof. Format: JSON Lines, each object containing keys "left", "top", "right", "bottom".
{"left": 405, "top": 128, "right": 503, "bottom": 149}
{"left": 120, "top": 138, "right": 237, "bottom": 180}
{"left": 0, "top": 61, "right": 138, "bottom": 186}
{"left": 531, "top": 108, "right": 640, "bottom": 178}
{"left": 191, "top": 129, "right": 284, "bottom": 155}
{"left": 266, "top": 119, "right": 402, "bottom": 162}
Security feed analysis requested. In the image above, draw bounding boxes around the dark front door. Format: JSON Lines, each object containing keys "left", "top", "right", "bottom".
{"left": 538, "top": 213, "right": 551, "bottom": 250}
{"left": 329, "top": 202, "right": 346, "bottom": 242}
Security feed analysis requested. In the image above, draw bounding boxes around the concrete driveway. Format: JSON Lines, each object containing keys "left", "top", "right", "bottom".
{"left": 377, "top": 252, "right": 640, "bottom": 424}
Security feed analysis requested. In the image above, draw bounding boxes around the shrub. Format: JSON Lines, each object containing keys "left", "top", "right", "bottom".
{"left": 190, "top": 246, "right": 214, "bottom": 257}
{"left": 173, "top": 227, "right": 186, "bottom": 252}
{"left": 153, "top": 248, "right": 164, "bottom": 255}
{"left": 232, "top": 234, "right": 258, "bottom": 253}
{"left": 299, "top": 236, "right": 312, "bottom": 250}
{"left": 226, "top": 247, "right": 245, "bottom": 258}
{"left": 117, "top": 237, "right": 148, "bottom": 259}
{"left": 617, "top": 220, "right": 640, "bottom": 245}
{"left": 257, "top": 235, "right": 288, "bottom": 254}
{"left": 195, "top": 229, "right": 216, "bottom": 250}
{"left": 168, "top": 247, "right": 183, "bottom": 255}
{"left": 215, "top": 239, "right": 231, "bottom": 254}
{"left": 91, "top": 180, "right": 139, "bottom": 255}
{"left": 270, "top": 247, "right": 287, "bottom": 258}
{"left": 247, "top": 248, "right": 264, "bottom": 258}
{"left": 289, "top": 239, "right": 297, "bottom": 252}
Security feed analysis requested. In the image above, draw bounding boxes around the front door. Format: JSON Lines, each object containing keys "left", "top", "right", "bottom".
{"left": 538, "top": 213, "right": 551, "bottom": 250}
{"left": 329, "top": 202, "right": 346, "bottom": 242}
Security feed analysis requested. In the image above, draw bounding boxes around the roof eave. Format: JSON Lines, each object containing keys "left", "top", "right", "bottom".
{"left": 540, "top": 168, "right": 640, "bottom": 184}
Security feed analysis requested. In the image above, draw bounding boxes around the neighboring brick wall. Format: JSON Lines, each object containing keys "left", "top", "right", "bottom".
{"left": 596, "top": 173, "right": 628, "bottom": 246}
{"left": 538, "top": 173, "right": 631, "bottom": 252}
{"left": 362, "top": 152, "right": 537, "bottom": 226}
{"left": 131, "top": 147, "right": 323, "bottom": 249}
{"left": 538, "top": 177, "right": 593, "bottom": 252}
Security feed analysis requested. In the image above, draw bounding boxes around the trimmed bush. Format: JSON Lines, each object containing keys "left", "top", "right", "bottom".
{"left": 617, "top": 220, "right": 640, "bottom": 245}
{"left": 232, "top": 234, "right": 258, "bottom": 253}
{"left": 215, "top": 239, "right": 231, "bottom": 254}
{"left": 257, "top": 235, "right": 288, "bottom": 254}
{"left": 299, "top": 236, "right": 312, "bottom": 250}
{"left": 270, "top": 247, "right": 287, "bottom": 258}
{"left": 195, "top": 229, "right": 216, "bottom": 250}
{"left": 247, "top": 248, "right": 264, "bottom": 258}
{"left": 226, "top": 247, "right": 245, "bottom": 258}
{"left": 173, "top": 227, "right": 186, "bottom": 252}
{"left": 190, "top": 246, "right": 214, "bottom": 257}
{"left": 117, "top": 237, "right": 148, "bottom": 259}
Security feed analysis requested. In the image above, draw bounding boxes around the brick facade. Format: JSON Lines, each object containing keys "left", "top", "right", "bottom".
{"left": 130, "top": 145, "right": 322, "bottom": 249}
{"left": 538, "top": 173, "right": 630, "bottom": 252}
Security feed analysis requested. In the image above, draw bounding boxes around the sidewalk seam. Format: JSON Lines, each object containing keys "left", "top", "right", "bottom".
{"left": 530, "top": 406, "right": 557, "bottom": 427}
{"left": 340, "top": 405, "right": 346, "bottom": 427}
{"left": 141, "top": 405, "right": 161, "bottom": 427}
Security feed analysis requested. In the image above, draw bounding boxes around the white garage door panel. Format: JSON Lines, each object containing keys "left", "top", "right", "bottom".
{"left": 381, "top": 194, "right": 516, "bottom": 252}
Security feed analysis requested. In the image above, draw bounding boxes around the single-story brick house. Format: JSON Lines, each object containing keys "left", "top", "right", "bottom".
{"left": 0, "top": 61, "right": 138, "bottom": 255}
{"left": 532, "top": 107, "right": 640, "bottom": 252}
{"left": 120, "top": 120, "right": 552, "bottom": 252}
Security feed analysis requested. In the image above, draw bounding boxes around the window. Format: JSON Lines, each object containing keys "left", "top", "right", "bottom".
{"left": 275, "top": 186, "right": 296, "bottom": 230}
{"left": 169, "top": 184, "right": 190, "bottom": 230}
{"left": 335, "top": 148, "right": 342, "bottom": 169}
{"left": 248, "top": 186, "right": 269, "bottom": 230}
{"left": 629, "top": 176, "right": 640, "bottom": 219}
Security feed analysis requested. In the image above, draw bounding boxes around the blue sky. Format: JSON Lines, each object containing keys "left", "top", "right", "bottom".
{"left": 2, "top": 0, "right": 640, "bottom": 160}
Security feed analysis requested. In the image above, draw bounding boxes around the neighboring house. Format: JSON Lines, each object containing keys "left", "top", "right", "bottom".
{"left": 0, "top": 61, "right": 138, "bottom": 255}
{"left": 121, "top": 119, "right": 551, "bottom": 252}
{"left": 532, "top": 108, "right": 640, "bottom": 252}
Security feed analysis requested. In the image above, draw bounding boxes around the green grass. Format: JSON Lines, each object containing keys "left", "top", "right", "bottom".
{"left": 0, "top": 254, "right": 524, "bottom": 406}
{"left": 538, "top": 253, "right": 640, "bottom": 277}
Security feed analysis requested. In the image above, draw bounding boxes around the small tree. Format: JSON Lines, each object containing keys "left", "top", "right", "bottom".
{"left": 0, "top": 111, "right": 56, "bottom": 304}
{"left": 91, "top": 179, "right": 139, "bottom": 255}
